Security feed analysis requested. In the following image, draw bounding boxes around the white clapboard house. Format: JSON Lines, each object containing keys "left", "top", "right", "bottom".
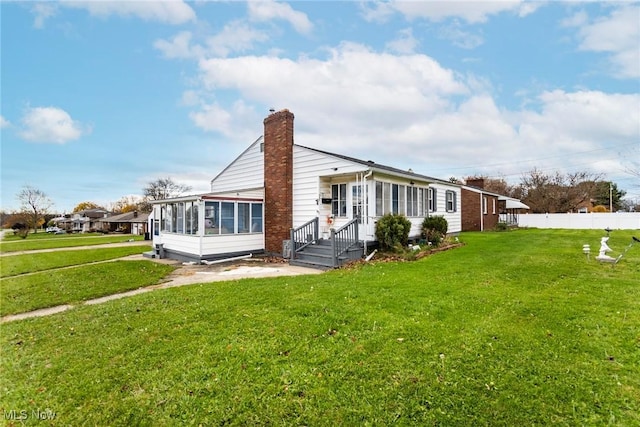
{"left": 150, "top": 109, "right": 462, "bottom": 268}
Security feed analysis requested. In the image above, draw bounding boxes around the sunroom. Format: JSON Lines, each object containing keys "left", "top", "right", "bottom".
{"left": 149, "top": 192, "right": 265, "bottom": 262}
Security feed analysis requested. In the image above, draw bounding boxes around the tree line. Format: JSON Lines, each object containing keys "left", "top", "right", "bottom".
{"left": 1, "top": 178, "right": 191, "bottom": 236}
{"left": 462, "top": 168, "right": 635, "bottom": 214}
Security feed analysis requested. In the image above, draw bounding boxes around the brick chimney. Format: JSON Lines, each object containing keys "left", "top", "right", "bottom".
{"left": 466, "top": 178, "right": 485, "bottom": 189}
{"left": 263, "top": 109, "right": 294, "bottom": 255}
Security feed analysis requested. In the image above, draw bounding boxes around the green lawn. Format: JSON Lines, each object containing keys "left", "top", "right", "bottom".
{"left": 1, "top": 261, "right": 175, "bottom": 316}
{"left": 1, "top": 229, "right": 638, "bottom": 425}
{"left": 0, "top": 245, "right": 153, "bottom": 278}
{"left": 0, "top": 233, "right": 145, "bottom": 252}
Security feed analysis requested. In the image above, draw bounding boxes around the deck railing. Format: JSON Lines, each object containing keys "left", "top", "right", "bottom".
{"left": 290, "top": 217, "right": 319, "bottom": 259}
{"left": 330, "top": 218, "right": 359, "bottom": 267}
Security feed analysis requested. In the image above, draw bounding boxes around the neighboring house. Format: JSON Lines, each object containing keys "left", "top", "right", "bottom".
{"left": 151, "top": 109, "right": 462, "bottom": 266}
{"left": 461, "top": 180, "right": 501, "bottom": 231}
{"left": 97, "top": 211, "right": 149, "bottom": 235}
{"left": 59, "top": 208, "right": 109, "bottom": 232}
{"left": 461, "top": 178, "right": 529, "bottom": 230}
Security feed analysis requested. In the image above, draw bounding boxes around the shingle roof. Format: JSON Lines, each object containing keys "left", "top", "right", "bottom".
{"left": 99, "top": 212, "right": 149, "bottom": 223}
{"left": 296, "top": 144, "right": 459, "bottom": 186}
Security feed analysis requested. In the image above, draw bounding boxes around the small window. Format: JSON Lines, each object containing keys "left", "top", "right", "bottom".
{"left": 176, "top": 203, "right": 185, "bottom": 233}
{"left": 251, "top": 203, "right": 263, "bottom": 232}
{"left": 492, "top": 199, "right": 496, "bottom": 215}
{"left": 221, "top": 202, "right": 235, "bottom": 234}
{"left": 375, "top": 182, "right": 383, "bottom": 216}
{"left": 483, "top": 197, "right": 488, "bottom": 215}
{"left": 428, "top": 188, "right": 437, "bottom": 212}
{"left": 446, "top": 190, "right": 457, "bottom": 212}
{"left": 205, "top": 201, "right": 220, "bottom": 235}
{"left": 238, "top": 203, "right": 250, "bottom": 233}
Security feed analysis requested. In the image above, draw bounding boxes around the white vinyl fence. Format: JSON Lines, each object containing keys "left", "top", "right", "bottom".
{"left": 517, "top": 213, "right": 640, "bottom": 230}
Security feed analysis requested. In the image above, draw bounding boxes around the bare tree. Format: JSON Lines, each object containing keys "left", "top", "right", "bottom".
{"left": 17, "top": 185, "right": 53, "bottom": 233}
{"left": 143, "top": 177, "right": 192, "bottom": 201}
{"left": 465, "top": 175, "right": 521, "bottom": 198}
{"left": 519, "top": 169, "right": 603, "bottom": 213}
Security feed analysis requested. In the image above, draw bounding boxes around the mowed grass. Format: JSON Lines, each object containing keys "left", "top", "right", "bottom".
{"left": 1, "top": 229, "right": 639, "bottom": 425}
{"left": 0, "top": 233, "right": 145, "bottom": 252}
{"left": 1, "top": 261, "right": 175, "bottom": 316}
{"left": 0, "top": 245, "right": 153, "bottom": 277}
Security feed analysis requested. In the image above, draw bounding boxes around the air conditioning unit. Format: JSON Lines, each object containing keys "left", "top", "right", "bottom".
{"left": 282, "top": 239, "right": 292, "bottom": 258}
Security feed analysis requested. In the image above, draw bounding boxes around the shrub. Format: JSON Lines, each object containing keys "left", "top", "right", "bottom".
{"left": 495, "top": 222, "right": 509, "bottom": 232}
{"left": 421, "top": 216, "right": 448, "bottom": 246}
{"left": 375, "top": 214, "right": 412, "bottom": 251}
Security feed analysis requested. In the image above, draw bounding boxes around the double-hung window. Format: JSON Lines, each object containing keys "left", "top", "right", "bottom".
{"left": 446, "top": 190, "right": 457, "bottom": 212}
{"left": 407, "top": 186, "right": 418, "bottom": 217}
{"left": 332, "top": 184, "right": 347, "bottom": 217}
{"left": 428, "top": 188, "right": 437, "bottom": 212}
{"left": 391, "top": 184, "right": 405, "bottom": 215}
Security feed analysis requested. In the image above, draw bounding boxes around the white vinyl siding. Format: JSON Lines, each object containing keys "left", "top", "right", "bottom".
{"left": 429, "top": 183, "right": 461, "bottom": 233}
{"left": 211, "top": 137, "right": 264, "bottom": 193}
{"left": 292, "top": 146, "right": 368, "bottom": 228}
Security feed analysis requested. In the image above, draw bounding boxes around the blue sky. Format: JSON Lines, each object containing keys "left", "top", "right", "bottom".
{"left": 1, "top": 1, "right": 639, "bottom": 213}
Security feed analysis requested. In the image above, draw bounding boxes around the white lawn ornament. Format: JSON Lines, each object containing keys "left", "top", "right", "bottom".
{"left": 595, "top": 237, "right": 622, "bottom": 264}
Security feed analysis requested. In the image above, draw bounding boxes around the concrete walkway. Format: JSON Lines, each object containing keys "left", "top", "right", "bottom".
{"left": 0, "top": 240, "right": 149, "bottom": 257}
{"left": 1, "top": 255, "right": 323, "bottom": 323}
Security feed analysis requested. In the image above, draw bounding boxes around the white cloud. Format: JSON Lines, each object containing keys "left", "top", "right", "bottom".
{"left": 0, "top": 115, "right": 10, "bottom": 129}
{"left": 31, "top": 3, "right": 58, "bottom": 29}
{"left": 248, "top": 0, "right": 313, "bottom": 34}
{"left": 359, "top": 1, "right": 395, "bottom": 23}
{"left": 560, "top": 10, "right": 588, "bottom": 28}
{"left": 189, "top": 100, "right": 260, "bottom": 141}
{"left": 573, "top": 5, "right": 640, "bottom": 79}
{"left": 386, "top": 28, "right": 419, "bottom": 54}
{"left": 60, "top": 0, "right": 196, "bottom": 25}
{"left": 366, "top": 0, "right": 536, "bottom": 24}
{"left": 19, "top": 106, "right": 90, "bottom": 144}
{"left": 184, "top": 42, "right": 638, "bottom": 182}
{"left": 154, "top": 31, "right": 203, "bottom": 59}
{"left": 438, "top": 20, "right": 484, "bottom": 49}
{"left": 194, "top": 42, "right": 467, "bottom": 145}
{"left": 155, "top": 22, "right": 269, "bottom": 59}
{"left": 519, "top": 90, "right": 639, "bottom": 143}
{"left": 205, "top": 20, "right": 269, "bottom": 57}
{"left": 180, "top": 90, "right": 201, "bottom": 107}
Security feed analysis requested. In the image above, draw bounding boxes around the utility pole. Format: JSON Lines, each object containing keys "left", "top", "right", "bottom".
{"left": 609, "top": 182, "right": 613, "bottom": 213}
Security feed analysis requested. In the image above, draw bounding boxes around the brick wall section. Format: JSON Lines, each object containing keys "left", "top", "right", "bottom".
{"left": 263, "top": 109, "right": 295, "bottom": 255}
{"left": 484, "top": 195, "right": 500, "bottom": 230}
{"left": 461, "top": 188, "right": 500, "bottom": 231}
{"left": 461, "top": 188, "right": 482, "bottom": 231}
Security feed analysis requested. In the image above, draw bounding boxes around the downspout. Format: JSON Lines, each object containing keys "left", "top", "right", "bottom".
{"left": 480, "top": 194, "right": 484, "bottom": 231}
{"left": 363, "top": 170, "right": 373, "bottom": 256}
